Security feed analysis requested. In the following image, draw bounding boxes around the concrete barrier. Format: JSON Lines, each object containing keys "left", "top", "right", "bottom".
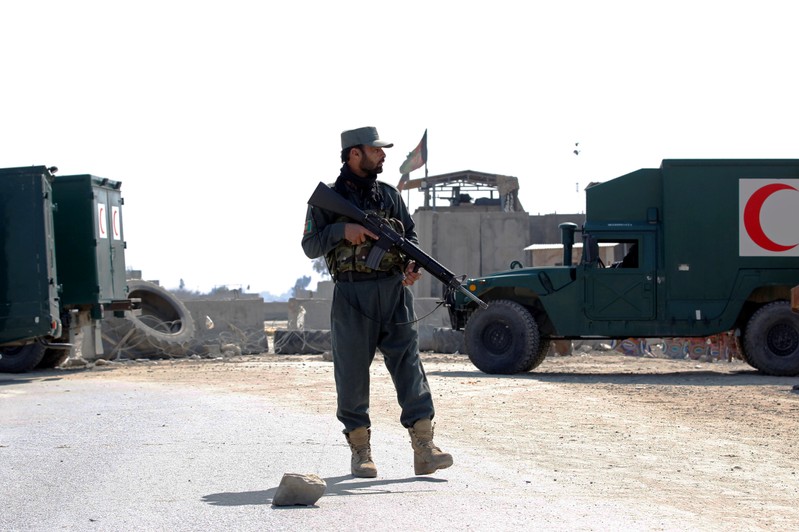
{"left": 287, "top": 296, "right": 451, "bottom": 331}
{"left": 183, "top": 299, "right": 268, "bottom": 354}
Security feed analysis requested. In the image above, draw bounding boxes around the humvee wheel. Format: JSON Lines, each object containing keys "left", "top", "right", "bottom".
{"left": 465, "top": 299, "right": 545, "bottom": 374}
{"left": 743, "top": 301, "right": 799, "bottom": 376}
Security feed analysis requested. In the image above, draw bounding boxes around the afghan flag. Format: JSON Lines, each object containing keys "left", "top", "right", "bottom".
{"left": 398, "top": 129, "right": 428, "bottom": 177}
{"left": 397, "top": 173, "right": 411, "bottom": 191}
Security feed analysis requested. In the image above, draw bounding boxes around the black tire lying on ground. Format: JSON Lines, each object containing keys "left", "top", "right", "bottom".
{"left": 102, "top": 279, "right": 196, "bottom": 359}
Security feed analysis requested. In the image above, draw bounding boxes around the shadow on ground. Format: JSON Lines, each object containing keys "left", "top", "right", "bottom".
{"left": 202, "top": 474, "right": 447, "bottom": 507}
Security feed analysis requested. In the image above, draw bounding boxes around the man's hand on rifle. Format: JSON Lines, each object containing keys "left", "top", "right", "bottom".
{"left": 344, "top": 223, "right": 378, "bottom": 245}
{"left": 402, "top": 261, "right": 422, "bottom": 287}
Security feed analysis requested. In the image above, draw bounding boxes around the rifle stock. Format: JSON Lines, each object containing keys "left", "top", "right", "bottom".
{"left": 308, "top": 182, "right": 488, "bottom": 309}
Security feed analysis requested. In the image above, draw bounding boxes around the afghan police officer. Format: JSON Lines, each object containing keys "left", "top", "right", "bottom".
{"left": 301, "top": 126, "right": 453, "bottom": 478}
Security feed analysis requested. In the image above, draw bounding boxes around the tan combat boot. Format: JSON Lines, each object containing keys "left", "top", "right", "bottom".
{"left": 345, "top": 427, "right": 377, "bottom": 478}
{"left": 408, "top": 419, "right": 453, "bottom": 475}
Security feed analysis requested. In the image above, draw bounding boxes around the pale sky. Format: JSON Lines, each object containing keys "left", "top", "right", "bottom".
{"left": 3, "top": 1, "right": 798, "bottom": 299}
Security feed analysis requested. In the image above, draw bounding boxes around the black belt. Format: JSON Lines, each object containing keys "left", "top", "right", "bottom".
{"left": 336, "top": 270, "right": 398, "bottom": 282}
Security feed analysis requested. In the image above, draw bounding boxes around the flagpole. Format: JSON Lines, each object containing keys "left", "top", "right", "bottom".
{"left": 424, "top": 130, "right": 428, "bottom": 210}
{"left": 424, "top": 128, "right": 428, "bottom": 179}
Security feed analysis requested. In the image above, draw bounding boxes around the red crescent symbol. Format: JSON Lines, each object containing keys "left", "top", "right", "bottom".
{"left": 113, "top": 209, "right": 119, "bottom": 237}
{"left": 98, "top": 206, "right": 106, "bottom": 236}
{"left": 743, "top": 183, "right": 798, "bottom": 252}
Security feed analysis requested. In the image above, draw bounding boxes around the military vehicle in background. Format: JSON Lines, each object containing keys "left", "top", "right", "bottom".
{"left": 449, "top": 160, "right": 799, "bottom": 376}
{"left": 0, "top": 166, "right": 134, "bottom": 372}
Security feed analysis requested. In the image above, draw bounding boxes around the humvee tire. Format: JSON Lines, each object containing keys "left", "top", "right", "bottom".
{"left": 743, "top": 301, "right": 799, "bottom": 376}
{"left": 464, "top": 299, "right": 545, "bottom": 374}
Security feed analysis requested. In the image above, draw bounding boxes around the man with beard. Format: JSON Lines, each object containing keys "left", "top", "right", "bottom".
{"left": 301, "top": 126, "right": 453, "bottom": 478}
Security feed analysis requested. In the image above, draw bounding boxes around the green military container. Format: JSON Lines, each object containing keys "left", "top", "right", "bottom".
{"left": 51, "top": 174, "right": 129, "bottom": 318}
{"left": 1, "top": 168, "right": 135, "bottom": 373}
{"left": 0, "top": 166, "right": 62, "bottom": 345}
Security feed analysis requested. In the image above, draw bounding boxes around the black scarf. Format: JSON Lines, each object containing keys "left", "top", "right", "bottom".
{"left": 334, "top": 164, "right": 382, "bottom": 209}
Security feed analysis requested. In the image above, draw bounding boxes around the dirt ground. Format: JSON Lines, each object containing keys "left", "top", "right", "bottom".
{"left": 62, "top": 350, "right": 799, "bottom": 528}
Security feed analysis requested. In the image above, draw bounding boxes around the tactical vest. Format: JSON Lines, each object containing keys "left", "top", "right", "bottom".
{"left": 328, "top": 209, "right": 406, "bottom": 277}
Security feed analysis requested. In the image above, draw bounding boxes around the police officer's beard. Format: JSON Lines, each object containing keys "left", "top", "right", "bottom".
{"left": 359, "top": 159, "right": 383, "bottom": 177}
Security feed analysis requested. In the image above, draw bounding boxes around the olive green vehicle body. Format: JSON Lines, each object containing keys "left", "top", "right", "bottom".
{"left": 449, "top": 160, "right": 799, "bottom": 375}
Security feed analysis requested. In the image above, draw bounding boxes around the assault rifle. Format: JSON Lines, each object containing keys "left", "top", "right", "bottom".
{"left": 308, "top": 182, "right": 488, "bottom": 309}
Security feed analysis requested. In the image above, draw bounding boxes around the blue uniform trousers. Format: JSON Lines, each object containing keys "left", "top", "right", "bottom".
{"left": 331, "top": 274, "right": 434, "bottom": 432}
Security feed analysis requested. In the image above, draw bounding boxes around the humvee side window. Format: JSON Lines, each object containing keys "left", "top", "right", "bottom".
{"left": 620, "top": 242, "right": 638, "bottom": 268}
{"left": 599, "top": 240, "right": 640, "bottom": 269}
